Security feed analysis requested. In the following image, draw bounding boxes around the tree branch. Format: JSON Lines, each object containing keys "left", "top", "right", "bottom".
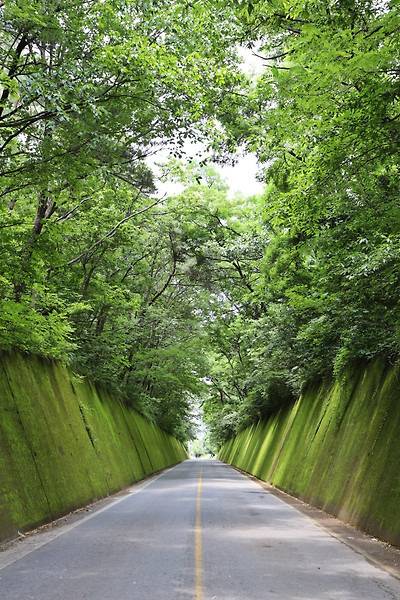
{"left": 65, "top": 197, "right": 166, "bottom": 266}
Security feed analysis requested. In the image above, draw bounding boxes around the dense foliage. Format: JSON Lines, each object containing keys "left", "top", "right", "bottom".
{"left": 203, "top": 0, "right": 400, "bottom": 446}
{"left": 1, "top": 0, "right": 399, "bottom": 445}
{"left": 0, "top": 0, "right": 245, "bottom": 440}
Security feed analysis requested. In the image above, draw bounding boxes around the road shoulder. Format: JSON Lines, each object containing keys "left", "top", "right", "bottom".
{"left": 231, "top": 465, "right": 400, "bottom": 582}
{"left": 0, "top": 462, "right": 183, "bottom": 571}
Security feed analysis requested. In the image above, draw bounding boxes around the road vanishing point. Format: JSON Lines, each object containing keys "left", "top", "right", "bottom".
{"left": 1, "top": 460, "right": 400, "bottom": 599}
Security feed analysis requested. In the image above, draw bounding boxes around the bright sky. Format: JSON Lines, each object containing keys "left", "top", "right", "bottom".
{"left": 147, "top": 149, "right": 264, "bottom": 199}
{"left": 214, "top": 154, "right": 264, "bottom": 197}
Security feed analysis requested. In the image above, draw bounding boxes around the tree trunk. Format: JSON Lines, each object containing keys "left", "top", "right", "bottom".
{"left": 14, "top": 191, "right": 50, "bottom": 301}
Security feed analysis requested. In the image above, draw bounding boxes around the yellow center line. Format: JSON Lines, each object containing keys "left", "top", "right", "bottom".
{"left": 195, "top": 468, "right": 203, "bottom": 600}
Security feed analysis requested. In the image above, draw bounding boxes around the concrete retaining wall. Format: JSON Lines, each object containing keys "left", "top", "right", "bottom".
{"left": 220, "top": 359, "right": 400, "bottom": 546}
{"left": 0, "top": 352, "right": 186, "bottom": 542}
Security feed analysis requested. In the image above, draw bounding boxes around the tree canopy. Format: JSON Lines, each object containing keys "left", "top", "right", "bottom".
{"left": 1, "top": 0, "right": 399, "bottom": 446}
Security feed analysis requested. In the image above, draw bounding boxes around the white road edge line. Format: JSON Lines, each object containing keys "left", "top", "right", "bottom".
{"left": 0, "top": 461, "right": 184, "bottom": 572}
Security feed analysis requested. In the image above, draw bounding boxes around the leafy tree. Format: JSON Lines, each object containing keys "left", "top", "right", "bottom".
{"left": 0, "top": 1, "right": 247, "bottom": 439}
{"left": 203, "top": 1, "right": 400, "bottom": 445}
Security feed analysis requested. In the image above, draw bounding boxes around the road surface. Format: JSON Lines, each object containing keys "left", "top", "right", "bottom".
{"left": 1, "top": 460, "right": 400, "bottom": 599}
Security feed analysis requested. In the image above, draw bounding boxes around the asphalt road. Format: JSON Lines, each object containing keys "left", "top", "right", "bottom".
{"left": 1, "top": 459, "right": 400, "bottom": 600}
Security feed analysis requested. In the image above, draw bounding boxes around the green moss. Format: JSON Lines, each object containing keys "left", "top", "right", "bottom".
{"left": 220, "top": 358, "right": 400, "bottom": 547}
{"left": 0, "top": 351, "right": 187, "bottom": 542}
{"left": 0, "top": 357, "right": 50, "bottom": 531}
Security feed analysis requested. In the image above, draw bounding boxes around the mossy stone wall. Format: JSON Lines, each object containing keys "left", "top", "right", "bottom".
{"left": 220, "top": 359, "right": 400, "bottom": 546}
{"left": 0, "top": 352, "right": 187, "bottom": 542}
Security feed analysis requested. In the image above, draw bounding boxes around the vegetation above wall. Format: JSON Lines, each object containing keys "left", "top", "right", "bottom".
{"left": 203, "top": 0, "right": 400, "bottom": 446}
{"left": 0, "top": 0, "right": 246, "bottom": 441}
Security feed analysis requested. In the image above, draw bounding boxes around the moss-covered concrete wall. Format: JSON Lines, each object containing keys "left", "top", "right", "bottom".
{"left": 220, "top": 359, "right": 400, "bottom": 546}
{"left": 0, "top": 352, "right": 187, "bottom": 542}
